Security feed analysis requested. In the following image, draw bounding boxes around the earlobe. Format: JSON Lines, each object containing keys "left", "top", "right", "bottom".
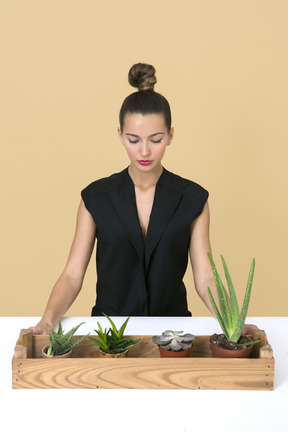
{"left": 117, "top": 127, "right": 124, "bottom": 144}
{"left": 168, "top": 127, "right": 174, "bottom": 145}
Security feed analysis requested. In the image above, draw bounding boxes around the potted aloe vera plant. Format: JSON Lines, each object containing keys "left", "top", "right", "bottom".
{"left": 42, "top": 318, "right": 89, "bottom": 358}
{"left": 90, "top": 313, "right": 139, "bottom": 358}
{"left": 152, "top": 330, "right": 194, "bottom": 357}
{"left": 207, "top": 253, "right": 260, "bottom": 358}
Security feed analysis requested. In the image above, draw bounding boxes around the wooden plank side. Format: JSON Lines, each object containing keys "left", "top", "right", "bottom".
{"left": 12, "top": 357, "right": 274, "bottom": 390}
{"left": 15, "top": 329, "right": 33, "bottom": 358}
{"left": 12, "top": 330, "right": 274, "bottom": 390}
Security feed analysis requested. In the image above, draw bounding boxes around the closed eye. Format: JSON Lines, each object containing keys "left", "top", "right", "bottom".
{"left": 128, "top": 139, "right": 139, "bottom": 144}
{"left": 151, "top": 139, "right": 162, "bottom": 143}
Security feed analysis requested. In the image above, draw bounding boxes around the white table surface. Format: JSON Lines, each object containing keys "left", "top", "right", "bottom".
{"left": 1, "top": 316, "right": 287, "bottom": 432}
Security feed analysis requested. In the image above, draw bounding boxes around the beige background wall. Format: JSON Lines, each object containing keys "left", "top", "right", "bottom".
{"left": 1, "top": 1, "right": 287, "bottom": 317}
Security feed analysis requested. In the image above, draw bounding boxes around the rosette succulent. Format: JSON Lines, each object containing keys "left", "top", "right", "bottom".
{"left": 47, "top": 319, "right": 89, "bottom": 356}
{"left": 152, "top": 330, "right": 194, "bottom": 352}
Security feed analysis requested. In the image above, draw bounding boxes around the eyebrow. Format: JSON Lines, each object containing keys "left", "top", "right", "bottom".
{"left": 125, "top": 132, "right": 165, "bottom": 138}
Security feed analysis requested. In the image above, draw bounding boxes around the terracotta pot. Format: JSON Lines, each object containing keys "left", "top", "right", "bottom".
{"left": 158, "top": 346, "right": 193, "bottom": 358}
{"left": 99, "top": 349, "right": 128, "bottom": 358}
{"left": 209, "top": 340, "right": 253, "bottom": 358}
{"left": 42, "top": 345, "right": 72, "bottom": 359}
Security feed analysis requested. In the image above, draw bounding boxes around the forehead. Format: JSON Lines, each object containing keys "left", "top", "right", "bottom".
{"left": 122, "top": 113, "right": 166, "bottom": 134}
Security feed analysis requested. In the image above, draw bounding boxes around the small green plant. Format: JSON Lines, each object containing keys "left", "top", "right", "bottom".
{"left": 47, "top": 319, "right": 89, "bottom": 356}
{"left": 152, "top": 330, "right": 194, "bottom": 352}
{"left": 90, "top": 313, "right": 139, "bottom": 354}
{"left": 207, "top": 253, "right": 257, "bottom": 344}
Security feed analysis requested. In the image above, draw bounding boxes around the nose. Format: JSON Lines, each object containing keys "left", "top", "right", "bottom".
{"left": 140, "top": 141, "right": 151, "bottom": 157}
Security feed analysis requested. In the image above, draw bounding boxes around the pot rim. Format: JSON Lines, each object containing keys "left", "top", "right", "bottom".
{"left": 158, "top": 345, "right": 193, "bottom": 357}
{"left": 42, "top": 344, "right": 72, "bottom": 358}
{"left": 99, "top": 349, "right": 128, "bottom": 358}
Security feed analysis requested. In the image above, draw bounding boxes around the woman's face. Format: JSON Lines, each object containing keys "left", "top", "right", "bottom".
{"left": 118, "top": 113, "right": 174, "bottom": 174}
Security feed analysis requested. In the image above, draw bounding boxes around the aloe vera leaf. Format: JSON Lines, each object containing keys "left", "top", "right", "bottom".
{"left": 208, "top": 253, "right": 232, "bottom": 335}
{"left": 112, "top": 337, "right": 139, "bottom": 347}
{"left": 64, "top": 322, "right": 85, "bottom": 340}
{"left": 96, "top": 321, "right": 108, "bottom": 337}
{"left": 118, "top": 316, "right": 130, "bottom": 338}
{"left": 216, "top": 271, "right": 233, "bottom": 335}
{"left": 96, "top": 331, "right": 109, "bottom": 344}
{"left": 103, "top": 313, "right": 118, "bottom": 332}
{"left": 208, "top": 287, "right": 229, "bottom": 339}
{"left": 110, "top": 338, "right": 139, "bottom": 352}
{"left": 50, "top": 331, "right": 70, "bottom": 354}
{"left": 103, "top": 314, "right": 130, "bottom": 340}
{"left": 89, "top": 336, "right": 110, "bottom": 351}
{"left": 221, "top": 255, "right": 239, "bottom": 329}
{"left": 47, "top": 345, "right": 54, "bottom": 356}
{"left": 57, "top": 317, "right": 63, "bottom": 335}
{"left": 60, "top": 333, "right": 89, "bottom": 354}
{"left": 68, "top": 334, "right": 89, "bottom": 351}
{"left": 230, "top": 258, "right": 255, "bottom": 343}
{"left": 238, "top": 338, "right": 261, "bottom": 347}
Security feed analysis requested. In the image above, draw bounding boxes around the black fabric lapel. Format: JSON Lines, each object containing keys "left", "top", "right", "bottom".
{"left": 108, "top": 171, "right": 144, "bottom": 261}
{"left": 145, "top": 172, "right": 183, "bottom": 271}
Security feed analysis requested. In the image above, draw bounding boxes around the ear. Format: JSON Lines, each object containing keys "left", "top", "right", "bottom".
{"left": 117, "top": 127, "right": 124, "bottom": 144}
{"left": 168, "top": 127, "right": 174, "bottom": 145}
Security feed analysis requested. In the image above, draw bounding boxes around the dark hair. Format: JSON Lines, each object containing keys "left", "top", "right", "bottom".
{"left": 119, "top": 63, "right": 172, "bottom": 131}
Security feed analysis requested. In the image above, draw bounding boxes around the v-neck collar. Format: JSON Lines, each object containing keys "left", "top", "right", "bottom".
{"left": 108, "top": 167, "right": 183, "bottom": 270}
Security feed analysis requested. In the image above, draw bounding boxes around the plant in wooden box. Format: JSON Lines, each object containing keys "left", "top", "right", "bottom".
{"left": 42, "top": 319, "right": 89, "bottom": 358}
{"left": 152, "top": 330, "right": 194, "bottom": 358}
{"left": 207, "top": 253, "right": 260, "bottom": 358}
{"left": 90, "top": 314, "right": 139, "bottom": 358}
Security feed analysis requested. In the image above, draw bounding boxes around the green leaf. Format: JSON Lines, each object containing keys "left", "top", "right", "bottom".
{"left": 117, "top": 316, "right": 130, "bottom": 339}
{"left": 48, "top": 319, "right": 88, "bottom": 356}
{"left": 47, "top": 345, "right": 54, "bottom": 356}
{"left": 57, "top": 317, "right": 63, "bottom": 335}
{"left": 208, "top": 287, "right": 229, "bottom": 339}
{"left": 102, "top": 314, "right": 130, "bottom": 341}
{"left": 102, "top": 313, "right": 118, "bottom": 337}
{"left": 208, "top": 253, "right": 232, "bottom": 336}
{"left": 221, "top": 255, "right": 239, "bottom": 329}
{"left": 230, "top": 258, "right": 255, "bottom": 343}
{"left": 238, "top": 338, "right": 261, "bottom": 347}
{"left": 97, "top": 321, "right": 104, "bottom": 334}
{"left": 64, "top": 322, "right": 85, "bottom": 340}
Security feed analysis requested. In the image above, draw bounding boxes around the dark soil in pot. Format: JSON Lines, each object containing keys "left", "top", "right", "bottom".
{"left": 210, "top": 333, "right": 250, "bottom": 351}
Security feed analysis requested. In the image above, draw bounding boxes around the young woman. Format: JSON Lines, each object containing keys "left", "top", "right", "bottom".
{"left": 31, "top": 63, "right": 253, "bottom": 335}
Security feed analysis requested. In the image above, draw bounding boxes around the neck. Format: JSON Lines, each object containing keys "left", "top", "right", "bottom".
{"left": 128, "top": 165, "right": 163, "bottom": 188}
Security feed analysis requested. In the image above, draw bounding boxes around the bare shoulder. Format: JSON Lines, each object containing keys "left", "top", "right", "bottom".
{"left": 77, "top": 199, "right": 97, "bottom": 231}
{"left": 191, "top": 201, "right": 210, "bottom": 236}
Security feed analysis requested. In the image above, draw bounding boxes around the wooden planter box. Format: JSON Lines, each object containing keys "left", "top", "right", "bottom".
{"left": 12, "top": 329, "right": 274, "bottom": 390}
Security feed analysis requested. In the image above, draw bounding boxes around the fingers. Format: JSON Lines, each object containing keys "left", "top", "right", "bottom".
{"left": 242, "top": 324, "right": 259, "bottom": 335}
{"left": 28, "top": 324, "right": 50, "bottom": 335}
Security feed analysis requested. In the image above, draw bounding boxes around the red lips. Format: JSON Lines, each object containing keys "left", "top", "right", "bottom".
{"left": 138, "top": 160, "right": 153, "bottom": 166}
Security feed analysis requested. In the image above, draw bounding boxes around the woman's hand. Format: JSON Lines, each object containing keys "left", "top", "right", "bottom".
{"left": 241, "top": 323, "right": 259, "bottom": 335}
{"left": 29, "top": 322, "right": 51, "bottom": 335}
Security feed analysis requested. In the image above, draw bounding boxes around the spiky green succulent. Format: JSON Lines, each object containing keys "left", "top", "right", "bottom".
{"left": 90, "top": 313, "right": 139, "bottom": 354}
{"left": 152, "top": 330, "right": 194, "bottom": 351}
{"left": 47, "top": 319, "right": 89, "bottom": 356}
{"left": 207, "top": 253, "right": 255, "bottom": 343}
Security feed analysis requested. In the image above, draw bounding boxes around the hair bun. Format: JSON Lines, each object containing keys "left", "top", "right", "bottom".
{"left": 128, "top": 63, "right": 157, "bottom": 91}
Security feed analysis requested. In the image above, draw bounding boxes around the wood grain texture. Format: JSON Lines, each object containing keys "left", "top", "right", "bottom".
{"left": 12, "top": 331, "right": 275, "bottom": 390}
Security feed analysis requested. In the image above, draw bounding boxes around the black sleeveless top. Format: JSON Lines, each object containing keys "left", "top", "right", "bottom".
{"left": 81, "top": 167, "right": 209, "bottom": 316}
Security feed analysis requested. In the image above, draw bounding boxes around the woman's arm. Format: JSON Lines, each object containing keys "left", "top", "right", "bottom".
{"left": 30, "top": 199, "right": 96, "bottom": 335}
{"left": 189, "top": 201, "right": 218, "bottom": 314}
